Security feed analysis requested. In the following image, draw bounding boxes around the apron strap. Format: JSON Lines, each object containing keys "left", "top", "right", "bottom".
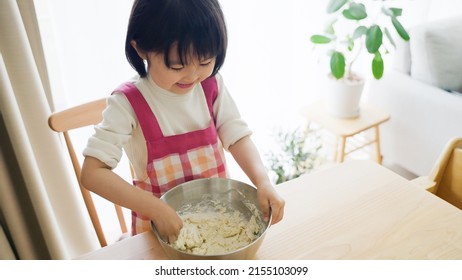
{"left": 112, "top": 82, "right": 162, "bottom": 141}
{"left": 113, "top": 76, "right": 218, "bottom": 142}
{"left": 201, "top": 76, "right": 219, "bottom": 122}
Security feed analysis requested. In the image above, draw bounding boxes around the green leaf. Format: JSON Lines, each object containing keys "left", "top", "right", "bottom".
{"left": 323, "top": 17, "right": 337, "bottom": 36}
{"left": 327, "top": 0, "right": 348, "bottom": 13}
{"left": 381, "top": 7, "right": 402, "bottom": 17}
{"left": 372, "top": 52, "right": 384, "bottom": 79}
{"left": 384, "top": 27, "right": 396, "bottom": 49}
{"left": 342, "top": 3, "right": 367, "bottom": 20}
{"left": 325, "top": 17, "right": 337, "bottom": 33}
{"left": 326, "top": 24, "right": 335, "bottom": 35}
{"left": 366, "top": 25, "right": 383, "bottom": 53}
{"left": 330, "top": 51, "right": 346, "bottom": 79}
{"left": 310, "top": 35, "right": 332, "bottom": 44}
{"left": 391, "top": 17, "right": 410, "bottom": 41}
{"left": 389, "top": 8, "right": 403, "bottom": 17}
{"left": 347, "top": 36, "right": 354, "bottom": 51}
{"left": 352, "top": 26, "right": 368, "bottom": 39}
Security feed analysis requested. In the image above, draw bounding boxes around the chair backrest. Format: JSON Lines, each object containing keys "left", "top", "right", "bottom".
{"left": 430, "top": 137, "right": 462, "bottom": 209}
{"left": 48, "top": 98, "right": 128, "bottom": 247}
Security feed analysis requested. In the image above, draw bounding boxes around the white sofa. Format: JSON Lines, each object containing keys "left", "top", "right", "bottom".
{"left": 366, "top": 16, "right": 462, "bottom": 176}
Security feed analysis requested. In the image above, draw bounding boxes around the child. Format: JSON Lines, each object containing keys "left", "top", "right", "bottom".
{"left": 81, "top": 0, "right": 284, "bottom": 244}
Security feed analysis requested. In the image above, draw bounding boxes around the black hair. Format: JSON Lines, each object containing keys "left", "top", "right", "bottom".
{"left": 125, "top": 0, "right": 228, "bottom": 78}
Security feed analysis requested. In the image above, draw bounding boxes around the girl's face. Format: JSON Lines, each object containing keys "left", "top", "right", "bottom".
{"left": 145, "top": 45, "right": 216, "bottom": 94}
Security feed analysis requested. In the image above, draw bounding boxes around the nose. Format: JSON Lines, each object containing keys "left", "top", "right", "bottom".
{"left": 184, "top": 66, "right": 199, "bottom": 79}
{"left": 182, "top": 64, "right": 202, "bottom": 82}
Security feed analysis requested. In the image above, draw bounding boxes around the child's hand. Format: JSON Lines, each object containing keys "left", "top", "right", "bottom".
{"left": 256, "top": 183, "right": 285, "bottom": 225}
{"left": 227, "top": 136, "right": 285, "bottom": 224}
{"left": 151, "top": 202, "right": 183, "bottom": 243}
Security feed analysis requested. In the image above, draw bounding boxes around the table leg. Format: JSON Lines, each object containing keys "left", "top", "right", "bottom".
{"left": 333, "top": 135, "right": 339, "bottom": 162}
{"left": 374, "top": 125, "right": 383, "bottom": 164}
{"left": 338, "top": 136, "right": 346, "bottom": 163}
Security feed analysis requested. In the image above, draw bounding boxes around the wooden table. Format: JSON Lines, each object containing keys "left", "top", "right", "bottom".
{"left": 302, "top": 101, "right": 390, "bottom": 163}
{"left": 76, "top": 160, "right": 462, "bottom": 260}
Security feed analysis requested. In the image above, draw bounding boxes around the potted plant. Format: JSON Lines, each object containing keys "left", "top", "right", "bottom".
{"left": 310, "top": 0, "right": 410, "bottom": 118}
{"left": 265, "top": 125, "right": 324, "bottom": 184}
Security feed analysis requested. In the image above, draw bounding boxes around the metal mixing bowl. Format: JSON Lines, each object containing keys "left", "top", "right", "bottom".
{"left": 151, "top": 177, "right": 271, "bottom": 260}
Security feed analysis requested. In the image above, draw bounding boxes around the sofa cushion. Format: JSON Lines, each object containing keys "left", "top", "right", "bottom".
{"left": 410, "top": 17, "right": 462, "bottom": 92}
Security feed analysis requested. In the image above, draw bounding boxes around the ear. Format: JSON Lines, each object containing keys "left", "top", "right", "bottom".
{"left": 131, "top": 40, "right": 147, "bottom": 60}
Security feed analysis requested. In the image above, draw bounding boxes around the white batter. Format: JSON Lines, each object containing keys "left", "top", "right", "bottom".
{"left": 171, "top": 200, "right": 261, "bottom": 255}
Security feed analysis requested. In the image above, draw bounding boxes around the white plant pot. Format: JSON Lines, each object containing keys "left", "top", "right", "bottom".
{"left": 325, "top": 76, "right": 365, "bottom": 119}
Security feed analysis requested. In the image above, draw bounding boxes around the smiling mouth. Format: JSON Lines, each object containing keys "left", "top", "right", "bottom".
{"left": 176, "top": 82, "right": 195, "bottom": 89}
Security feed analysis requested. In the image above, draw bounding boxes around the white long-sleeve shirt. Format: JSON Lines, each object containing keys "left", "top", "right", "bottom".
{"left": 83, "top": 73, "right": 251, "bottom": 179}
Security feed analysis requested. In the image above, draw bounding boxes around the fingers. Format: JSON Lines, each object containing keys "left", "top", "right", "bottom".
{"left": 168, "top": 234, "right": 178, "bottom": 244}
{"left": 166, "top": 219, "right": 183, "bottom": 243}
{"left": 257, "top": 188, "right": 285, "bottom": 225}
{"left": 262, "top": 204, "right": 270, "bottom": 223}
{"left": 257, "top": 195, "right": 271, "bottom": 223}
{"left": 268, "top": 197, "right": 285, "bottom": 225}
{"left": 154, "top": 215, "right": 183, "bottom": 244}
{"left": 260, "top": 199, "right": 285, "bottom": 225}
{"left": 160, "top": 228, "right": 180, "bottom": 244}
{"left": 270, "top": 201, "right": 285, "bottom": 225}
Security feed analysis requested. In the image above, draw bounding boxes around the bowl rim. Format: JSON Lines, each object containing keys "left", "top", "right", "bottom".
{"left": 151, "top": 177, "right": 273, "bottom": 258}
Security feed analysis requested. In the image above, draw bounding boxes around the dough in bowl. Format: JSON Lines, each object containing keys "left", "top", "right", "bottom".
{"left": 171, "top": 199, "right": 261, "bottom": 255}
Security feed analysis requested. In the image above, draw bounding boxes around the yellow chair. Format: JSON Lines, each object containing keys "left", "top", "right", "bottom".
{"left": 412, "top": 137, "right": 462, "bottom": 209}
{"left": 48, "top": 98, "right": 128, "bottom": 247}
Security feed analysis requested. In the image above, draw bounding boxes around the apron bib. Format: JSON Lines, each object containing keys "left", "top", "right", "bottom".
{"left": 114, "top": 76, "right": 227, "bottom": 234}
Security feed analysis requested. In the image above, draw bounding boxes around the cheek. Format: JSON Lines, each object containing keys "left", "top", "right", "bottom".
{"left": 201, "top": 64, "right": 215, "bottom": 79}
{"left": 148, "top": 68, "right": 179, "bottom": 87}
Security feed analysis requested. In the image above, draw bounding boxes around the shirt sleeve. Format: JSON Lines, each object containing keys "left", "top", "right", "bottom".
{"left": 213, "top": 73, "right": 252, "bottom": 150}
{"left": 82, "top": 93, "right": 136, "bottom": 169}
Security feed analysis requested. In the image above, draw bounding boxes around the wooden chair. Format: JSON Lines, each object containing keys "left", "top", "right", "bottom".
{"left": 412, "top": 137, "right": 462, "bottom": 209}
{"left": 48, "top": 98, "right": 128, "bottom": 247}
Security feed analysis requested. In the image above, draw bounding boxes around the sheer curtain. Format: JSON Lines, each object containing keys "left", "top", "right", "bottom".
{"left": 0, "top": 0, "right": 98, "bottom": 259}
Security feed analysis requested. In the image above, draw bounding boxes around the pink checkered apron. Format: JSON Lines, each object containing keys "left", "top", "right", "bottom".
{"left": 114, "top": 76, "right": 227, "bottom": 234}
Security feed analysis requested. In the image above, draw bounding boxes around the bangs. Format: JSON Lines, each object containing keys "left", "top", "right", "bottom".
{"left": 163, "top": 1, "right": 227, "bottom": 69}
{"left": 169, "top": 30, "right": 222, "bottom": 66}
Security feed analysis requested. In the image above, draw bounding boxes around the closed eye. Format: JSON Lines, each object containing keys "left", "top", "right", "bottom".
{"left": 169, "top": 64, "right": 184, "bottom": 71}
{"left": 200, "top": 58, "right": 215, "bottom": 66}
{"left": 200, "top": 61, "right": 212, "bottom": 66}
